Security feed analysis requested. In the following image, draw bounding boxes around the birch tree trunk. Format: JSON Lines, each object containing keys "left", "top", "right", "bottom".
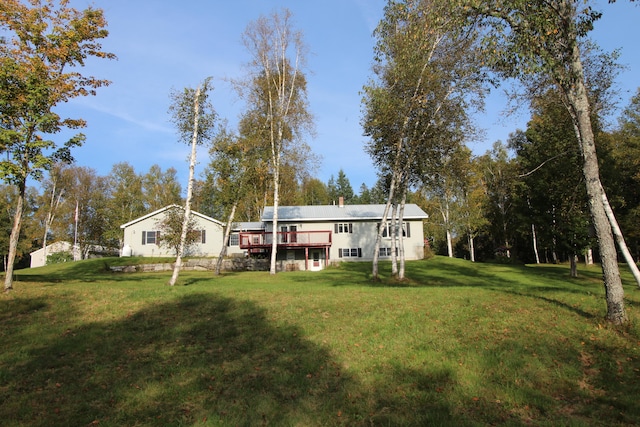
{"left": 398, "top": 192, "right": 407, "bottom": 280}
{"left": 565, "top": 45, "right": 627, "bottom": 324}
{"left": 531, "top": 223, "right": 540, "bottom": 264}
{"left": 215, "top": 203, "right": 237, "bottom": 275}
{"left": 373, "top": 170, "right": 400, "bottom": 280}
{"left": 42, "top": 183, "right": 65, "bottom": 264}
{"left": 169, "top": 85, "right": 202, "bottom": 287}
{"left": 269, "top": 161, "right": 280, "bottom": 275}
{"left": 390, "top": 203, "right": 398, "bottom": 277}
{"left": 4, "top": 188, "right": 24, "bottom": 292}
{"left": 443, "top": 202, "right": 453, "bottom": 258}
{"left": 601, "top": 193, "right": 640, "bottom": 287}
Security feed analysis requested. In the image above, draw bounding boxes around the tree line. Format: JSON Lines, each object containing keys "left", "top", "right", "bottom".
{"left": 0, "top": 160, "right": 381, "bottom": 270}
{"left": 421, "top": 88, "right": 640, "bottom": 270}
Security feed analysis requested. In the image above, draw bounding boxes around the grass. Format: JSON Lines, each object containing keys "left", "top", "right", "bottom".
{"left": 1, "top": 256, "right": 639, "bottom": 426}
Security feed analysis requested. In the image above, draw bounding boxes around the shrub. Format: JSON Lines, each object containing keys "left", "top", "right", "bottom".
{"left": 47, "top": 251, "right": 73, "bottom": 264}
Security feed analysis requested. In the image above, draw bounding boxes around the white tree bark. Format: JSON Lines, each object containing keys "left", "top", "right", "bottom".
{"left": 531, "top": 223, "right": 540, "bottom": 264}
{"left": 215, "top": 203, "right": 237, "bottom": 275}
{"left": 602, "top": 193, "right": 640, "bottom": 287}
{"left": 565, "top": 44, "right": 626, "bottom": 324}
{"left": 468, "top": 234, "right": 476, "bottom": 262}
{"left": 398, "top": 191, "right": 407, "bottom": 280}
{"left": 169, "top": 85, "right": 202, "bottom": 286}
{"left": 390, "top": 203, "right": 398, "bottom": 277}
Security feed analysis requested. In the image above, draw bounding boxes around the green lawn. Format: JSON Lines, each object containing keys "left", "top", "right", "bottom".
{"left": 1, "top": 256, "right": 639, "bottom": 426}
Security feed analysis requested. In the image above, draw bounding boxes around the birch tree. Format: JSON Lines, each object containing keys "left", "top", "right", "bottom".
{"left": 205, "top": 123, "right": 254, "bottom": 275}
{"left": 466, "top": 0, "right": 629, "bottom": 323}
{"left": 167, "top": 79, "right": 216, "bottom": 286}
{"left": 36, "top": 163, "right": 71, "bottom": 260}
{"left": 1, "top": 0, "right": 114, "bottom": 291}
{"left": 363, "top": 0, "right": 485, "bottom": 279}
{"left": 240, "top": 9, "right": 313, "bottom": 275}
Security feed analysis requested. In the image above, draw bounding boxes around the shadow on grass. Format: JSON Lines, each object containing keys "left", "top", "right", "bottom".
{"left": 0, "top": 293, "right": 362, "bottom": 426}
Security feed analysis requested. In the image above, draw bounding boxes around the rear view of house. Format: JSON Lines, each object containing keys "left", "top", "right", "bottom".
{"left": 121, "top": 202, "right": 428, "bottom": 272}
{"left": 235, "top": 200, "right": 428, "bottom": 271}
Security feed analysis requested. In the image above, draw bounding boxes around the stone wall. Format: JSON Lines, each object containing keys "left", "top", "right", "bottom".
{"left": 110, "top": 258, "right": 274, "bottom": 273}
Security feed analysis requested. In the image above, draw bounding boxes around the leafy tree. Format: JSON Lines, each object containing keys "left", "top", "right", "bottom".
{"left": 167, "top": 78, "right": 216, "bottom": 286}
{"left": 142, "top": 164, "right": 182, "bottom": 211}
{"left": 599, "top": 89, "right": 640, "bottom": 264}
{"left": 61, "top": 166, "right": 110, "bottom": 259}
{"left": 465, "top": 0, "right": 628, "bottom": 322}
{"left": 204, "top": 122, "right": 257, "bottom": 274}
{"left": 155, "top": 206, "right": 201, "bottom": 257}
{"left": 510, "top": 91, "right": 593, "bottom": 272}
{"left": 457, "top": 155, "right": 489, "bottom": 262}
{"left": 0, "top": 0, "right": 114, "bottom": 291}
{"left": 34, "top": 162, "right": 73, "bottom": 259}
{"left": 362, "top": 0, "right": 485, "bottom": 279}
{"left": 301, "top": 177, "right": 330, "bottom": 205}
{"left": 104, "top": 162, "right": 145, "bottom": 247}
{"left": 1, "top": 185, "right": 38, "bottom": 271}
{"left": 240, "top": 9, "right": 314, "bottom": 274}
{"left": 477, "top": 142, "right": 519, "bottom": 260}
{"left": 421, "top": 145, "right": 473, "bottom": 258}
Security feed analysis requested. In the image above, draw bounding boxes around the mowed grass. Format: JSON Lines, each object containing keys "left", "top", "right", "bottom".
{"left": 1, "top": 257, "right": 640, "bottom": 426}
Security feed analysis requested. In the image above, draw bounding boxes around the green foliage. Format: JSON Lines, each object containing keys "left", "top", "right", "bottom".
{"left": 142, "top": 164, "right": 182, "bottom": 211}
{"left": 155, "top": 207, "right": 201, "bottom": 256}
{"left": 5, "top": 256, "right": 640, "bottom": 425}
{"left": 327, "top": 169, "right": 355, "bottom": 204}
{"left": 0, "top": 0, "right": 114, "bottom": 288}
{"left": 510, "top": 90, "right": 593, "bottom": 261}
{"left": 301, "top": 177, "right": 330, "bottom": 205}
{"left": 168, "top": 77, "right": 217, "bottom": 147}
{"left": 46, "top": 250, "right": 73, "bottom": 264}
{"left": 0, "top": 0, "right": 114, "bottom": 185}
{"left": 601, "top": 88, "right": 640, "bottom": 259}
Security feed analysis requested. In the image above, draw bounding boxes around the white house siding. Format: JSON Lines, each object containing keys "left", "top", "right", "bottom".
{"left": 121, "top": 207, "right": 225, "bottom": 257}
{"left": 268, "top": 219, "right": 425, "bottom": 264}
{"left": 330, "top": 220, "right": 425, "bottom": 261}
{"left": 30, "top": 241, "right": 73, "bottom": 268}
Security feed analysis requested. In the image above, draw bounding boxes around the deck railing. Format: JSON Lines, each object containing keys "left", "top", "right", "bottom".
{"left": 239, "top": 231, "right": 332, "bottom": 249}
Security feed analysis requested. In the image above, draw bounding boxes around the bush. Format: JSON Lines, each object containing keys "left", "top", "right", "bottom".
{"left": 47, "top": 251, "right": 73, "bottom": 265}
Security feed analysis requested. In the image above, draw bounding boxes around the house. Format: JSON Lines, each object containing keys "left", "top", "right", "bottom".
{"left": 120, "top": 205, "right": 227, "bottom": 257}
{"left": 122, "top": 201, "right": 428, "bottom": 271}
{"left": 30, "top": 241, "right": 73, "bottom": 268}
{"left": 233, "top": 199, "right": 429, "bottom": 271}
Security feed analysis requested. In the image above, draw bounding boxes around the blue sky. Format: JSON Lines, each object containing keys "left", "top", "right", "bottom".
{"left": 59, "top": 0, "right": 639, "bottom": 192}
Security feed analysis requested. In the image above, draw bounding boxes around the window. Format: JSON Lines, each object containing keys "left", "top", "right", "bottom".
{"left": 200, "top": 229, "right": 206, "bottom": 244}
{"left": 381, "top": 222, "right": 411, "bottom": 238}
{"left": 228, "top": 233, "right": 239, "bottom": 246}
{"left": 142, "top": 231, "right": 159, "bottom": 245}
{"left": 334, "top": 223, "right": 353, "bottom": 234}
{"left": 338, "top": 248, "right": 362, "bottom": 258}
{"left": 379, "top": 247, "right": 398, "bottom": 257}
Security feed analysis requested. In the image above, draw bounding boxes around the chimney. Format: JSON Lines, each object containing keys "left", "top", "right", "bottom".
{"left": 338, "top": 196, "right": 344, "bottom": 208}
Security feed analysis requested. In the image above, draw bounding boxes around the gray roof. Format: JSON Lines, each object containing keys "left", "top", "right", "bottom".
{"left": 261, "top": 204, "right": 428, "bottom": 222}
{"left": 232, "top": 221, "right": 265, "bottom": 231}
{"left": 120, "top": 205, "right": 224, "bottom": 229}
